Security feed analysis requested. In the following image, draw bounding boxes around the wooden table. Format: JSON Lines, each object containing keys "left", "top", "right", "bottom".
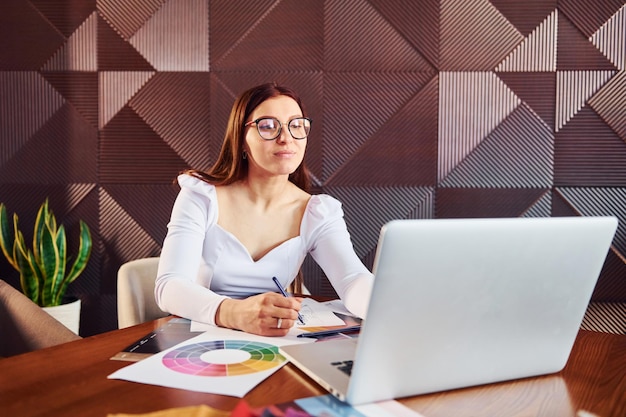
{"left": 0, "top": 317, "right": 624, "bottom": 417}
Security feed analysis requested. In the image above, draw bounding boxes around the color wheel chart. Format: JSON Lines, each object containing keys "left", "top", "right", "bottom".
{"left": 162, "top": 340, "right": 285, "bottom": 377}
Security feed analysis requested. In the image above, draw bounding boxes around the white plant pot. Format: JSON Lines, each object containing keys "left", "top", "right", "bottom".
{"left": 43, "top": 298, "right": 81, "bottom": 335}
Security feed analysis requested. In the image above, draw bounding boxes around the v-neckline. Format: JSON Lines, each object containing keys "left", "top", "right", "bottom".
{"left": 213, "top": 193, "right": 313, "bottom": 263}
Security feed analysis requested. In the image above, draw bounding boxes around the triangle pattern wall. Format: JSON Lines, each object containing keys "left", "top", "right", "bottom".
{"left": 0, "top": 0, "right": 624, "bottom": 336}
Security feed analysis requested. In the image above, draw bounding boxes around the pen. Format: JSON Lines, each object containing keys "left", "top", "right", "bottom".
{"left": 297, "top": 325, "right": 361, "bottom": 338}
{"left": 272, "top": 276, "right": 305, "bottom": 325}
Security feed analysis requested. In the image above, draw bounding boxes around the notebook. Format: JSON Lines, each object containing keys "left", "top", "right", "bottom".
{"left": 280, "top": 216, "right": 618, "bottom": 405}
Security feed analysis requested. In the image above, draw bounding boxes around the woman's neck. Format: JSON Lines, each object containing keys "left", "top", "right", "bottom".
{"left": 237, "top": 176, "right": 293, "bottom": 210}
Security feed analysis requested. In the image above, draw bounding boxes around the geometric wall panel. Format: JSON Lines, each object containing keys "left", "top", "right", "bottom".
{"left": 98, "top": 0, "right": 165, "bottom": 40}
{"left": 325, "top": 72, "right": 435, "bottom": 182}
{"left": 556, "top": 9, "right": 619, "bottom": 71}
{"left": 213, "top": 0, "right": 323, "bottom": 71}
{"left": 555, "top": 70, "right": 616, "bottom": 131}
{"left": 590, "top": 251, "right": 626, "bottom": 301}
{"left": 42, "top": 12, "right": 98, "bottom": 72}
{"left": 129, "top": 73, "right": 212, "bottom": 168}
{"left": 0, "top": 103, "right": 98, "bottom": 183}
{"left": 325, "top": 0, "right": 433, "bottom": 72}
{"left": 209, "top": 0, "right": 277, "bottom": 63}
{"left": 102, "top": 184, "right": 179, "bottom": 245}
{"left": 100, "top": 71, "right": 154, "bottom": 128}
{"left": 490, "top": 0, "right": 556, "bottom": 37}
{"left": 522, "top": 190, "right": 552, "bottom": 218}
{"left": 1, "top": 0, "right": 624, "bottom": 335}
{"left": 130, "top": 0, "right": 209, "bottom": 71}
{"left": 41, "top": 71, "right": 99, "bottom": 128}
{"left": 30, "top": 0, "right": 96, "bottom": 38}
{"left": 588, "top": 70, "right": 626, "bottom": 139}
{"left": 42, "top": 72, "right": 99, "bottom": 128}
{"left": 436, "top": 188, "right": 549, "bottom": 219}
{"left": 496, "top": 9, "right": 557, "bottom": 72}
{"left": 497, "top": 72, "right": 556, "bottom": 129}
{"left": 327, "top": 77, "right": 438, "bottom": 187}
{"left": 0, "top": 72, "right": 64, "bottom": 164}
{"left": 99, "top": 188, "right": 164, "bottom": 262}
{"left": 100, "top": 107, "right": 188, "bottom": 183}
{"left": 590, "top": 4, "right": 626, "bottom": 70}
{"left": 326, "top": 186, "right": 435, "bottom": 258}
{"left": 98, "top": 14, "right": 155, "bottom": 71}
{"left": 367, "top": 0, "right": 440, "bottom": 68}
{"left": 440, "top": 0, "right": 523, "bottom": 70}
{"left": 439, "top": 71, "right": 521, "bottom": 181}
{"left": 0, "top": 0, "right": 65, "bottom": 70}
{"left": 440, "top": 103, "right": 553, "bottom": 188}
{"left": 558, "top": 0, "right": 625, "bottom": 38}
{"left": 555, "top": 106, "right": 626, "bottom": 186}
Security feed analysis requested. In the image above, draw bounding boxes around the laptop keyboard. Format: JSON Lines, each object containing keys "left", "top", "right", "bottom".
{"left": 331, "top": 360, "right": 353, "bottom": 376}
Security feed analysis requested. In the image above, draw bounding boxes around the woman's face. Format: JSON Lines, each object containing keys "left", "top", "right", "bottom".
{"left": 244, "top": 95, "right": 308, "bottom": 180}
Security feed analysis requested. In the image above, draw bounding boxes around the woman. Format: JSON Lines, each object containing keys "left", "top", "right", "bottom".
{"left": 155, "top": 83, "right": 373, "bottom": 336}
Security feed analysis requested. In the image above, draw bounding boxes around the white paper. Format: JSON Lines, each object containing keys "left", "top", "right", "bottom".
{"left": 108, "top": 327, "right": 313, "bottom": 397}
{"left": 322, "top": 299, "right": 354, "bottom": 316}
{"left": 297, "top": 298, "right": 346, "bottom": 326}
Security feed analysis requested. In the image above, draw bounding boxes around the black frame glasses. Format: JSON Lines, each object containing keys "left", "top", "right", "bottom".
{"left": 244, "top": 117, "right": 312, "bottom": 140}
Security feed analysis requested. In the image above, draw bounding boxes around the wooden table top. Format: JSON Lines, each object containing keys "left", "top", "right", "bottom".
{"left": 0, "top": 317, "right": 624, "bottom": 417}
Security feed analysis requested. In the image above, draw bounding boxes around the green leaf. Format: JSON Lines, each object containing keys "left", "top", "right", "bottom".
{"left": 33, "top": 200, "right": 49, "bottom": 262}
{"left": 0, "top": 205, "right": 18, "bottom": 270}
{"left": 52, "top": 226, "right": 68, "bottom": 305}
{"left": 14, "top": 234, "right": 40, "bottom": 304}
{"left": 61, "top": 221, "right": 92, "bottom": 304}
{"left": 39, "top": 222, "right": 62, "bottom": 306}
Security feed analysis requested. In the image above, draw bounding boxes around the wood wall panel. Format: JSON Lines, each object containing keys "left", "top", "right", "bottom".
{"left": 0, "top": 0, "right": 624, "bottom": 335}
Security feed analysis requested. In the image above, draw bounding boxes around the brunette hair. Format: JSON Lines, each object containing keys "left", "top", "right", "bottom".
{"left": 183, "top": 82, "right": 311, "bottom": 192}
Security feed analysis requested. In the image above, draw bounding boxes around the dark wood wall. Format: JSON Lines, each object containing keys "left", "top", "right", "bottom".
{"left": 1, "top": 0, "right": 624, "bottom": 336}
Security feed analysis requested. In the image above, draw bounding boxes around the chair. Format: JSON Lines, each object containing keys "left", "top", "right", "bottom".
{"left": 117, "top": 257, "right": 170, "bottom": 328}
{"left": 0, "top": 280, "right": 81, "bottom": 357}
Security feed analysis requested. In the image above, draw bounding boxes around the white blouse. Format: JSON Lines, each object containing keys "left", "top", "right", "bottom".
{"left": 155, "top": 174, "right": 373, "bottom": 326}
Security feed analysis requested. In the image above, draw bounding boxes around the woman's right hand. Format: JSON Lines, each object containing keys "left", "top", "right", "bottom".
{"left": 215, "top": 292, "right": 302, "bottom": 336}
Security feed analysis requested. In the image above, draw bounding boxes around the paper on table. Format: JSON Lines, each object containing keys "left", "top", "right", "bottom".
{"left": 108, "top": 326, "right": 313, "bottom": 397}
{"left": 322, "top": 299, "right": 354, "bottom": 316}
{"left": 297, "top": 298, "right": 346, "bottom": 326}
{"left": 190, "top": 298, "right": 346, "bottom": 333}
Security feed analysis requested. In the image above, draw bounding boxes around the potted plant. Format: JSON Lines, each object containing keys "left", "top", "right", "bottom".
{"left": 0, "top": 199, "right": 92, "bottom": 334}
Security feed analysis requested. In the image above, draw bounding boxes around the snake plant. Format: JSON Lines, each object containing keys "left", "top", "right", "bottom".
{"left": 0, "top": 199, "right": 92, "bottom": 307}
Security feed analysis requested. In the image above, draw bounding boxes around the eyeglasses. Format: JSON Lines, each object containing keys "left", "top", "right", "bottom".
{"left": 244, "top": 117, "right": 312, "bottom": 140}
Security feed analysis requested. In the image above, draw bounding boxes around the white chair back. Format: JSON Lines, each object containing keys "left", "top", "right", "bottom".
{"left": 117, "top": 257, "right": 169, "bottom": 328}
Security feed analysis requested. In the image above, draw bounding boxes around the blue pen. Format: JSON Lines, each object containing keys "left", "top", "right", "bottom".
{"left": 272, "top": 276, "right": 305, "bottom": 325}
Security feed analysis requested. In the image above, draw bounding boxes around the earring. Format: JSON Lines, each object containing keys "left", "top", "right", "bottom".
{"left": 242, "top": 150, "right": 247, "bottom": 160}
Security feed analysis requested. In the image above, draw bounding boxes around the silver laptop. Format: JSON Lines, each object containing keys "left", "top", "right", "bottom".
{"left": 280, "top": 216, "right": 618, "bottom": 405}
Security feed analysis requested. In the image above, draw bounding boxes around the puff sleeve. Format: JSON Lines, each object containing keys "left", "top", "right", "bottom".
{"left": 154, "top": 175, "right": 228, "bottom": 326}
{"left": 304, "top": 195, "right": 374, "bottom": 318}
